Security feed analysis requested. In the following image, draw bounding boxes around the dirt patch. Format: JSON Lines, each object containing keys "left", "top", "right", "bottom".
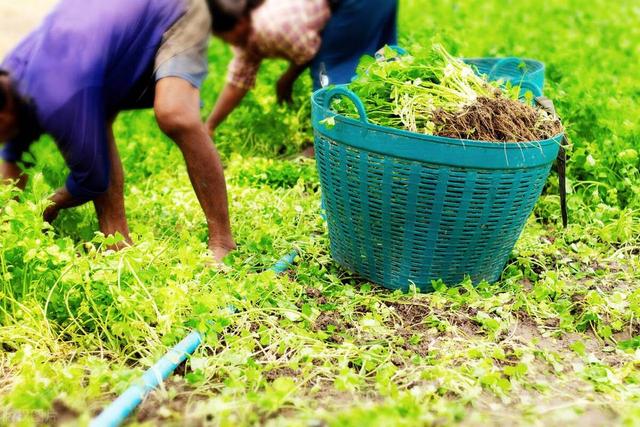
{"left": 385, "top": 301, "right": 482, "bottom": 337}
{"left": 380, "top": 301, "right": 484, "bottom": 356}
{"left": 314, "top": 311, "right": 348, "bottom": 334}
{"left": 512, "top": 312, "right": 608, "bottom": 355}
{"left": 305, "top": 288, "right": 323, "bottom": 299}
{"left": 264, "top": 367, "right": 301, "bottom": 381}
{"left": 283, "top": 269, "right": 299, "bottom": 281}
{"left": 393, "top": 328, "right": 433, "bottom": 357}
{"left": 474, "top": 394, "right": 620, "bottom": 427}
{"left": 305, "top": 287, "right": 328, "bottom": 305}
{"left": 385, "top": 302, "right": 431, "bottom": 327}
{"left": 46, "top": 399, "right": 79, "bottom": 426}
{"left": 509, "top": 312, "right": 632, "bottom": 374}
{"left": 136, "top": 378, "right": 205, "bottom": 426}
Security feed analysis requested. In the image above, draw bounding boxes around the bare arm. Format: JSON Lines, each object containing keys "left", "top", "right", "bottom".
{"left": 205, "top": 83, "right": 249, "bottom": 135}
{"left": 92, "top": 117, "right": 131, "bottom": 245}
{"left": 277, "top": 62, "right": 309, "bottom": 104}
{"left": 1, "top": 159, "right": 83, "bottom": 224}
{"left": 0, "top": 161, "right": 27, "bottom": 190}
{"left": 43, "top": 186, "right": 85, "bottom": 224}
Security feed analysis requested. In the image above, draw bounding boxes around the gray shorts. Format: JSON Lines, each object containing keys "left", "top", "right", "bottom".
{"left": 155, "top": 0, "right": 211, "bottom": 89}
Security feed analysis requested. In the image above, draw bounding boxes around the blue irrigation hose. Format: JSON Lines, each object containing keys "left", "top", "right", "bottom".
{"left": 91, "top": 331, "right": 203, "bottom": 427}
{"left": 271, "top": 250, "right": 299, "bottom": 274}
{"left": 91, "top": 249, "right": 299, "bottom": 427}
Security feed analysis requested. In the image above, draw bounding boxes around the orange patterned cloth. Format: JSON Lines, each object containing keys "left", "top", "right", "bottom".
{"left": 227, "top": 0, "right": 331, "bottom": 89}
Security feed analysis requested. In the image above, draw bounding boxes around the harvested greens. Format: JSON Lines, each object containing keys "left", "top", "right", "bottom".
{"left": 333, "top": 44, "right": 564, "bottom": 142}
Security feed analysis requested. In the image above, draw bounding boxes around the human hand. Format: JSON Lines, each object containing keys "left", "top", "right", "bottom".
{"left": 276, "top": 75, "right": 294, "bottom": 104}
{"left": 0, "top": 161, "right": 27, "bottom": 190}
{"left": 43, "top": 204, "right": 60, "bottom": 224}
{"left": 43, "top": 186, "right": 82, "bottom": 225}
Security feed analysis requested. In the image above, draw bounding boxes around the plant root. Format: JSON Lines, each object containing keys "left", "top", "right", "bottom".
{"left": 432, "top": 96, "right": 564, "bottom": 142}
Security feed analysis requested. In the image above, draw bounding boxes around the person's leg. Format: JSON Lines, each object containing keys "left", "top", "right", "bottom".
{"left": 93, "top": 116, "right": 132, "bottom": 247}
{"left": 154, "top": 77, "right": 236, "bottom": 261}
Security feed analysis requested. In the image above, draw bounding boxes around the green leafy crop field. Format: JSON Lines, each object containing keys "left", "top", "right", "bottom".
{"left": 1, "top": 0, "right": 639, "bottom": 425}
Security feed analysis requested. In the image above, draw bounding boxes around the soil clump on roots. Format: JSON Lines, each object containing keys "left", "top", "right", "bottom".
{"left": 432, "top": 96, "right": 563, "bottom": 142}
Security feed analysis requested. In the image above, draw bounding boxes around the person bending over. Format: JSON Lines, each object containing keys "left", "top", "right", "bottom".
{"left": 0, "top": 0, "right": 236, "bottom": 262}
{"left": 205, "top": 0, "right": 399, "bottom": 135}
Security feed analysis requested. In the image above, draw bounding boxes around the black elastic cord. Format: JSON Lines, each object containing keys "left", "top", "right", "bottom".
{"left": 557, "top": 141, "right": 568, "bottom": 228}
{"left": 535, "top": 96, "right": 568, "bottom": 228}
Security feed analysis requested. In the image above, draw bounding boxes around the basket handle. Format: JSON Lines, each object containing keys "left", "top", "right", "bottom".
{"left": 489, "top": 57, "right": 526, "bottom": 79}
{"left": 519, "top": 81, "right": 543, "bottom": 98}
{"left": 323, "top": 86, "right": 369, "bottom": 123}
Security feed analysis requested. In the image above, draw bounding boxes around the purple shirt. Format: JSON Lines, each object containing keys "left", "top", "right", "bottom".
{"left": 1, "top": 0, "right": 185, "bottom": 200}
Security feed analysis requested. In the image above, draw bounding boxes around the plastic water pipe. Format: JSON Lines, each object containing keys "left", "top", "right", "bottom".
{"left": 270, "top": 250, "right": 299, "bottom": 275}
{"left": 90, "top": 331, "right": 203, "bottom": 427}
{"left": 91, "top": 249, "right": 299, "bottom": 427}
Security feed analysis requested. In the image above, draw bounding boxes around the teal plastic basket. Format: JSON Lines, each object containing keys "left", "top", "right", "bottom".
{"left": 312, "top": 86, "right": 562, "bottom": 291}
{"left": 463, "top": 57, "right": 545, "bottom": 97}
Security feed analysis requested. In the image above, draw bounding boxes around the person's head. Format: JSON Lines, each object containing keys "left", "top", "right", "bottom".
{"left": 0, "top": 71, "right": 19, "bottom": 142}
{"left": 207, "top": 0, "right": 264, "bottom": 47}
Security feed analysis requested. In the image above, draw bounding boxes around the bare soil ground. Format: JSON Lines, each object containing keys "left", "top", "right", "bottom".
{"left": 0, "top": 0, "right": 57, "bottom": 58}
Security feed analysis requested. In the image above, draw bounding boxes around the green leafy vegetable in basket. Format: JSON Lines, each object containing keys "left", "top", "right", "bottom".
{"left": 333, "top": 44, "right": 563, "bottom": 142}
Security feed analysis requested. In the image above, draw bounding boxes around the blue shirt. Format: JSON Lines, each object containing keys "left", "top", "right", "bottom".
{"left": 1, "top": 0, "right": 185, "bottom": 200}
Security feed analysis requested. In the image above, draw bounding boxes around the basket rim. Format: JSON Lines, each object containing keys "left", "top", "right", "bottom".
{"left": 464, "top": 57, "right": 546, "bottom": 69}
{"left": 312, "top": 88, "right": 564, "bottom": 150}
